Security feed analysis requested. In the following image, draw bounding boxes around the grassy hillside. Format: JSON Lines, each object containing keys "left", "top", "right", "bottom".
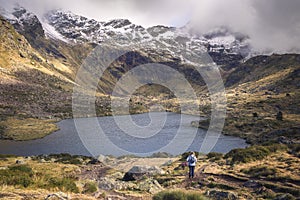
{"left": 195, "top": 54, "right": 300, "bottom": 144}
{"left": 0, "top": 14, "right": 299, "bottom": 144}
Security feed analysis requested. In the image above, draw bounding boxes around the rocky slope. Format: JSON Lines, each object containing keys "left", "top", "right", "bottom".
{"left": 0, "top": 5, "right": 299, "bottom": 144}
{"left": 0, "top": 143, "right": 299, "bottom": 199}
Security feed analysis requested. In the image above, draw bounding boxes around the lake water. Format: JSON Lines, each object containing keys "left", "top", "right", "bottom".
{"left": 0, "top": 112, "right": 247, "bottom": 157}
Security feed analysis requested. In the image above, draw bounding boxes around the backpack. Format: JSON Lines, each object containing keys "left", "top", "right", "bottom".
{"left": 188, "top": 156, "right": 196, "bottom": 164}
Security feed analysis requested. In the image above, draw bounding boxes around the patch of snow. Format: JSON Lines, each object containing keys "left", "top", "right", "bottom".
{"left": 208, "top": 35, "right": 235, "bottom": 46}
{"left": 41, "top": 18, "right": 69, "bottom": 43}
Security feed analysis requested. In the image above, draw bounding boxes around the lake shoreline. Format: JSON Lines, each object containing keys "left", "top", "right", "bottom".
{"left": 0, "top": 112, "right": 248, "bottom": 157}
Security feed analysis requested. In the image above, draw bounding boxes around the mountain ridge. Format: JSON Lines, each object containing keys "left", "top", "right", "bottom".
{"left": 0, "top": 5, "right": 299, "bottom": 145}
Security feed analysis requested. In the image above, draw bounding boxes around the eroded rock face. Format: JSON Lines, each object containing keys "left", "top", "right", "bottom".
{"left": 123, "top": 165, "right": 165, "bottom": 181}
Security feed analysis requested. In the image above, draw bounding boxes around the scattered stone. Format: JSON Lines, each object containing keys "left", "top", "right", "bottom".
{"left": 243, "top": 180, "right": 262, "bottom": 189}
{"left": 19, "top": 52, "right": 26, "bottom": 58}
{"left": 137, "top": 178, "right": 163, "bottom": 194}
{"left": 39, "top": 158, "right": 47, "bottom": 163}
{"left": 45, "top": 192, "right": 70, "bottom": 200}
{"left": 274, "top": 193, "right": 296, "bottom": 200}
{"left": 123, "top": 165, "right": 165, "bottom": 181}
{"left": 278, "top": 136, "right": 293, "bottom": 144}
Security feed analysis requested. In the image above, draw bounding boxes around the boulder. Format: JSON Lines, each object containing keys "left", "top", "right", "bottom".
{"left": 123, "top": 165, "right": 165, "bottom": 181}
{"left": 15, "top": 159, "right": 26, "bottom": 164}
{"left": 137, "top": 178, "right": 163, "bottom": 194}
{"left": 98, "top": 177, "right": 135, "bottom": 191}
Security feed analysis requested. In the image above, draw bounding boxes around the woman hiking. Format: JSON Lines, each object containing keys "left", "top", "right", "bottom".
{"left": 186, "top": 151, "right": 197, "bottom": 178}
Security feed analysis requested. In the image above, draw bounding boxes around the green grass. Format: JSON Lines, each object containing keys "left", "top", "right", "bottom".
{"left": 241, "top": 166, "right": 277, "bottom": 178}
{"left": 0, "top": 162, "right": 80, "bottom": 193}
{"left": 34, "top": 153, "right": 93, "bottom": 165}
{"left": 42, "top": 177, "right": 79, "bottom": 193}
{"left": 207, "top": 182, "right": 236, "bottom": 190}
{"left": 0, "top": 165, "right": 33, "bottom": 188}
{"left": 0, "top": 117, "right": 59, "bottom": 141}
{"left": 225, "top": 145, "right": 271, "bottom": 164}
{"left": 206, "top": 152, "right": 223, "bottom": 161}
{"left": 225, "top": 144, "right": 288, "bottom": 164}
{"left": 153, "top": 190, "right": 207, "bottom": 200}
{"left": 83, "top": 181, "right": 98, "bottom": 194}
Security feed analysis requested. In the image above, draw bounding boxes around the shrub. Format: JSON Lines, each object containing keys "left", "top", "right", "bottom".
{"left": 153, "top": 190, "right": 207, "bottom": 200}
{"left": 207, "top": 182, "right": 236, "bottom": 190}
{"left": 45, "top": 177, "right": 79, "bottom": 193}
{"left": 242, "top": 166, "right": 277, "bottom": 178}
{"left": 0, "top": 165, "right": 33, "bottom": 187}
{"left": 225, "top": 145, "right": 271, "bottom": 164}
{"left": 180, "top": 152, "right": 199, "bottom": 161}
{"left": 0, "top": 154, "right": 16, "bottom": 159}
{"left": 207, "top": 152, "right": 223, "bottom": 160}
{"left": 9, "top": 165, "right": 33, "bottom": 173}
{"left": 264, "top": 143, "right": 288, "bottom": 153}
{"left": 83, "top": 182, "right": 98, "bottom": 194}
{"left": 42, "top": 153, "right": 91, "bottom": 165}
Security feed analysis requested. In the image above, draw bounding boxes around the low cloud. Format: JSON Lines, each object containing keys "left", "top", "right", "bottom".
{"left": 1, "top": 0, "right": 299, "bottom": 53}
{"left": 190, "top": 0, "right": 300, "bottom": 53}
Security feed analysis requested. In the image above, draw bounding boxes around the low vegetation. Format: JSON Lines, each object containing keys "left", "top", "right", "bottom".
{"left": 224, "top": 144, "right": 288, "bottom": 164}
{"left": 153, "top": 190, "right": 207, "bottom": 200}
{"left": 0, "top": 117, "right": 59, "bottom": 140}
{"left": 241, "top": 166, "right": 277, "bottom": 178}
{"left": 0, "top": 165, "right": 34, "bottom": 188}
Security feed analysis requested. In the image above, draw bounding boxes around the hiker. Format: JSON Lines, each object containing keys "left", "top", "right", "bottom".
{"left": 186, "top": 151, "right": 197, "bottom": 178}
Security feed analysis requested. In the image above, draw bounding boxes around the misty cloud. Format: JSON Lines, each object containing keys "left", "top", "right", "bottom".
{"left": 0, "top": 0, "right": 299, "bottom": 53}
{"left": 190, "top": 0, "right": 300, "bottom": 53}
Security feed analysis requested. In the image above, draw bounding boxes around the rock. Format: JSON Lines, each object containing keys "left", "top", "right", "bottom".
{"left": 243, "top": 180, "right": 262, "bottom": 189}
{"left": 97, "top": 154, "right": 106, "bottom": 163}
{"left": 123, "top": 165, "right": 165, "bottom": 181}
{"left": 278, "top": 136, "right": 293, "bottom": 144}
{"left": 276, "top": 111, "right": 283, "bottom": 121}
{"left": 252, "top": 112, "right": 258, "bottom": 118}
{"left": 88, "top": 158, "right": 101, "bottom": 165}
{"left": 274, "top": 193, "right": 296, "bottom": 200}
{"left": 137, "top": 178, "right": 163, "bottom": 194}
{"left": 98, "top": 177, "right": 135, "bottom": 191}
{"left": 162, "top": 160, "right": 173, "bottom": 166}
{"left": 206, "top": 189, "right": 238, "bottom": 200}
{"left": 98, "top": 177, "right": 119, "bottom": 190}
{"left": 15, "top": 159, "right": 26, "bottom": 164}
{"left": 24, "top": 156, "right": 32, "bottom": 160}
{"left": 39, "top": 159, "right": 47, "bottom": 163}
{"left": 45, "top": 192, "right": 70, "bottom": 200}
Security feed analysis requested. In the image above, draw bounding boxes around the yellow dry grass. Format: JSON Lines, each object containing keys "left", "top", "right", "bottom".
{"left": 0, "top": 118, "right": 59, "bottom": 141}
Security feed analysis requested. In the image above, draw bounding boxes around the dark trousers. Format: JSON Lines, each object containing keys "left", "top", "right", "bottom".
{"left": 189, "top": 166, "right": 195, "bottom": 178}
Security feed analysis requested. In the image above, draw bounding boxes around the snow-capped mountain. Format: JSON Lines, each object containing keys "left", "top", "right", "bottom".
{"left": 45, "top": 10, "right": 250, "bottom": 56}
{"left": 1, "top": 6, "right": 45, "bottom": 41}
{"left": 0, "top": 6, "right": 251, "bottom": 66}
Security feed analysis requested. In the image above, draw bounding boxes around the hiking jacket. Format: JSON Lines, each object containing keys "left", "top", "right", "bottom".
{"left": 187, "top": 155, "right": 197, "bottom": 166}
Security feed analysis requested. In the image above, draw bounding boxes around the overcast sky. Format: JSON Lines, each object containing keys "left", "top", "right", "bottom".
{"left": 1, "top": 0, "right": 300, "bottom": 53}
